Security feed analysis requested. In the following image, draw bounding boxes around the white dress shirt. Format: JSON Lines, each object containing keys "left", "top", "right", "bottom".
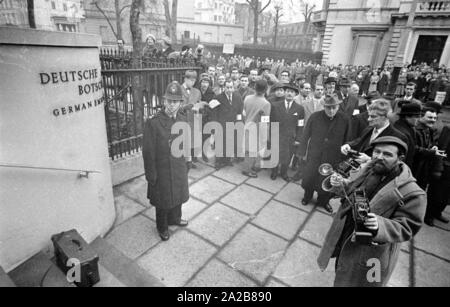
{"left": 370, "top": 122, "right": 390, "bottom": 143}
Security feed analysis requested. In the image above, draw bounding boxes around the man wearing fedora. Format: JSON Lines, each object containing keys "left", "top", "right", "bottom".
{"left": 337, "top": 78, "right": 359, "bottom": 118}
{"left": 391, "top": 82, "right": 423, "bottom": 123}
{"left": 298, "top": 95, "right": 352, "bottom": 213}
{"left": 324, "top": 77, "right": 338, "bottom": 96}
{"left": 270, "top": 83, "right": 305, "bottom": 181}
{"left": 268, "top": 82, "right": 286, "bottom": 106}
{"left": 394, "top": 102, "right": 422, "bottom": 168}
{"left": 143, "top": 82, "right": 190, "bottom": 241}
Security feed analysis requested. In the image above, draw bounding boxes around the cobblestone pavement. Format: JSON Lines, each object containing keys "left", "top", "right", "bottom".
{"left": 108, "top": 161, "right": 450, "bottom": 287}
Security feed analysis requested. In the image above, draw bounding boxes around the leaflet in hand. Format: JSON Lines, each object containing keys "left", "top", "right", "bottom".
{"left": 209, "top": 99, "right": 221, "bottom": 109}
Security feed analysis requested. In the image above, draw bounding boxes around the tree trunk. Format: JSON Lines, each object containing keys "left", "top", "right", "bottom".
{"left": 273, "top": 16, "right": 278, "bottom": 48}
{"left": 115, "top": 0, "right": 122, "bottom": 40}
{"left": 171, "top": 0, "right": 178, "bottom": 45}
{"left": 27, "top": 0, "right": 36, "bottom": 28}
{"left": 164, "top": 0, "right": 178, "bottom": 45}
{"left": 130, "top": 0, "right": 144, "bottom": 134}
{"left": 253, "top": 6, "right": 259, "bottom": 45}
{"left": 163, "top": 0, "right": 171, "bottom": 37}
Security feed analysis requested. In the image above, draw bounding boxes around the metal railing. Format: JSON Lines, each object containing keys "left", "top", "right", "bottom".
{"left": 99, "top": 48, "right": 199, "bottom": 71}
{"left": 417, "top": 0, "right": 450, "bottom": 12}
{"left": 100, "top": 49, "right": 203, "bottom": 160}
{"left": 0, "top": 163, "right": 100, "bottom": 178}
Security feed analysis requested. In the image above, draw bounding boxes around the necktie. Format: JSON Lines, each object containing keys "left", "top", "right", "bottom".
{"left": 370, "top": 129, "right": 379, "bottom": 143}
{"left": 286, "top": 102, "right": 290, "bottom": 113}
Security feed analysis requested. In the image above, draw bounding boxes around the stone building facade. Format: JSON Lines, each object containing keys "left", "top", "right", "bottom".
{"left": 312, "top": 0, "right": 450, "bottom": 67}
{"left": 0, "top": 0, "right": 85, "bottom": 33}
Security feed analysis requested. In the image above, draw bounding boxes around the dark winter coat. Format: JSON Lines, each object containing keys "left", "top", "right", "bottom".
{"left": 299, "top": 111, "right": 352, "bottom": 192}
{"left": 210, "top": 92, "right": 244, "bottom": 127}
{"left": 348, "top": 124, "right": 408, "bottom": 156}
{"left": 337, "top": 92, "right": 359, "bottom": 118}
{"left": 318, "top": 162, "right": 426, "bottom": 287}
{"left": 271, "top": 100, "right": 305, "bottom": 165}
{"left": 200, "top": 87, "right": 216, "bottom": 103}
{"left": 351, "top": 112, "right": 369, "bottom": 140}
{"left": 377, "top": 74, "right": 389, "bottom": 95}
{"left": 143, "top": 111, "right": 190, "bottom": 210}
{"left": 413, "top": 122, "right": 438, "bottom": 188}
{"left": 390, "top": 98, "right": 423, "bottom": 123}
{"left": 393, "top": 119, "right": 417, "bottom": 168}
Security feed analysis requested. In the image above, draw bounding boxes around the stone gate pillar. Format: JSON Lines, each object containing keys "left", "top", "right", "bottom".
{"left": 0, "top": 27, "right": 115, "bottom": 271}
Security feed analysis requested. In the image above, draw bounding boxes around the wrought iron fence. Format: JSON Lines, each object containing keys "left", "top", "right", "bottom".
{"left": 100, "top": 49, "right": 203, "bottom": 160}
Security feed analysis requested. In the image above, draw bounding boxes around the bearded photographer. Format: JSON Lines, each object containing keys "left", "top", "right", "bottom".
{"left": 317, "top": 137, "right": 426, "bottom": 287}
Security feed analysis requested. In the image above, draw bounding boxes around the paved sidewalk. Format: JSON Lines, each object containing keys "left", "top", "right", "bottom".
{"left": 107, "top": 161, "right": 450, "bottom": 287}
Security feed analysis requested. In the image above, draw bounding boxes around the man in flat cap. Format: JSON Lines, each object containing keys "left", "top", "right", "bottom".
{"left": 318, "top": 136, "right": 426, "bottom": 287}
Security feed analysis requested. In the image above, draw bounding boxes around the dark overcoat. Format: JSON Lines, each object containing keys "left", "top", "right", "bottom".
{"left": 271, "top": 100, "right": 305, "bottom": 165}
{"left": 299, "top": 111, "right": 351, "bottom": 192}
{"left": 351, "top": 112, "right": 369, "bottom": 140}
{"left": 318, "top": 163, "right": 426, "bottom": 287}
{"left": 337, "top": 93, "right": 359, "bottom": 118}
{"left": 210, "top": 92, "right": 244, "bottom": 156}
{"left": 348, "top": 125, "right": 408, "bottom": 156}
{"left": 143, "top": 111, "right": 190, "bottom": 210}
{"left": 210, "top": 92, "right": 244, "bottom": 126}
{"left": 413, "top": 122, "right": 438, "bottom": 188}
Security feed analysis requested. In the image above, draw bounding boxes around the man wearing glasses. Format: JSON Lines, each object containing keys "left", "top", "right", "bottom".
{"left": 341, "top": 99, "right": 408, "bottom": 164}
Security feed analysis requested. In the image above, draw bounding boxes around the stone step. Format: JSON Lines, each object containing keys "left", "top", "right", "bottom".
{"left": 0, "top": 266, "right": 15, "bottom": 287}
{"left": 8, "top": 237, "right": 163, "bottom": 287}
{"left": 8, "top": 251, "right": 75, "bottom": 287}
{"left": 90, "top": 237, "right": 164, "bottom": 287}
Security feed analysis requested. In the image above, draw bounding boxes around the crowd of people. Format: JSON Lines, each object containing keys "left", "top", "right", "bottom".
{"left": 118, "top": 35, "right": 450, "bottom": 107}
{"left": 142, "top": 46, "right": 450, "bottom": 286}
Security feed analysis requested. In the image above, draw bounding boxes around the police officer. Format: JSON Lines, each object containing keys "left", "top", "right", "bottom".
{"left": 143, "top": 82, "right": 190, "bottom": 241}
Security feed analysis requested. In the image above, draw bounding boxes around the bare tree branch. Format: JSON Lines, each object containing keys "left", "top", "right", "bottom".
{"left": 92, "top": 0, "right": 118, "bottom": 40}
{"left": 119, "top": 4, "right": 131, "bottom": 15}
{"left": 163, "top": 0, "right": 178, "bottom": 44}
{"left": 246, "top": 0, "right": 272, "bottom": 45}
{"left": 260, "top": 0, "right": 272, "bottom": 13}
